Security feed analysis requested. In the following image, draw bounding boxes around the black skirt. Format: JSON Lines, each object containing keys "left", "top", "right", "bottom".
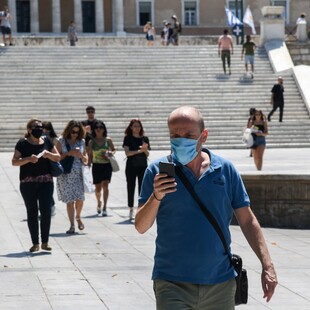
{"left": 92, "top": 163, "right": 112, "bottom": 184}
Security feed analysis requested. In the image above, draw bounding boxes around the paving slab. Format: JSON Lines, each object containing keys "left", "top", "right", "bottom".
{"left": 0, "top": 149, "right": 309, "bottom": 309}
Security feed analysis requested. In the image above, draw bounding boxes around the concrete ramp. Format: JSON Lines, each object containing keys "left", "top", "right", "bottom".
{"left": 293, "top": 65, "right": 310, "bottom": 113}
{"left": 265, "top": 40, "right": 294, "bottom": 73}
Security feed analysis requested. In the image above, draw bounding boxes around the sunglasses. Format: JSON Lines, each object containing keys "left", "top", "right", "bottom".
{"left": 95, "top": 126, "right": 104, "bottom": 130}
{"left": 71, "top": 130, "right": 80, "bottom": 134}
{"left": 87, "top": 110, "right": 95, "bottom": 114}
{"left": 32, "top": 125, "right": 43, "bottom": 130}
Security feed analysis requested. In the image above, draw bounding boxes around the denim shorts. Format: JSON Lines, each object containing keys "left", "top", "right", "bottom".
{"left": 245, "top": 55, "right": 254, "bottom": 65}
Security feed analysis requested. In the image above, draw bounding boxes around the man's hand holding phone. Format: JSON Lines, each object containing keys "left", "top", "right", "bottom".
{"left": 153, "top": 162, "right": 177, "bottom": 201}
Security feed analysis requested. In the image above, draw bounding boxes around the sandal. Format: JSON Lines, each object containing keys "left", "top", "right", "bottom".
{"left": 66, "top": 226, "right": 75, "bottom": 234}
{"left": 76, "top": 218, "right": 85, "bottom": 230}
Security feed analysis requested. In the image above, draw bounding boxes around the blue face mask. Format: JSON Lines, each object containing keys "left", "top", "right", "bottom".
{"left": 170, "top": 134, "right": 202, "bottom": 165}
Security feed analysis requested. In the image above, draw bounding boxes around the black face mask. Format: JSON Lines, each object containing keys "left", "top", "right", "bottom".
{"left": 31, "top": 128, "right": 43, "bottom": 139}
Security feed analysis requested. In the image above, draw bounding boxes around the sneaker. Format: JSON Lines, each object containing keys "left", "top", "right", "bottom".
{"left": 129, "top": 209, "right": 134, "bottom": 220}
{"left": 267, "top": 115, "right": 271, "bottom": 122}
{"left": 102, "top": 210, "right": 107, "bottom": 217}
{"left": 229, "top": 69, "right": 231, "bottom": 75}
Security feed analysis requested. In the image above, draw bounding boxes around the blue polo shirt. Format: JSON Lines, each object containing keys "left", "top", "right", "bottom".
{"left": 138, "top": 149, "right": 250, "bottom": 284}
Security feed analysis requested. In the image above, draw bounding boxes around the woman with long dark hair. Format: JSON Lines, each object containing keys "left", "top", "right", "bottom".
{"left": 42, "top": 121, "right": 59, "bottom": 216}
{"left": 56, "top": 120, "right": 88, "bottom": 234}
{"left": 123, "top": 119, "right": 150, "bottom": 220}
{"left": 12, "top": 119, "right": 60, "bottom": 252}
{"left": 87, "top": 120, "right": 116, "bottom": 217}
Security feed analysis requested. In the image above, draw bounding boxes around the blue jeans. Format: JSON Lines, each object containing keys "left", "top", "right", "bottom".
{"left": 20, "top": 182, "right": 53, "bottom": 245}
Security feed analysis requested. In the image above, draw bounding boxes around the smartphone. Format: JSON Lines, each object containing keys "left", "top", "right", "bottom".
{"left": 159, "top": 162, "right": 175, "bottom": 178}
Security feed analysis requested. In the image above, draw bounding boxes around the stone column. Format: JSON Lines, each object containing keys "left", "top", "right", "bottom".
{"left": 114, "top": 0, "right": 125, "bottom": 36}
{"left": 30, "top": 0, "right": 39, "bottom": 33}
{"left": 7, "top": 0, "right": 17, "bottom": 32}
{"left": 260, "top": 6, "right": 285, "bottom": 45}
{"left": 74, "top": 0, "right": 83, "bottom": 33}
{"left": 95, "top": 0, "right": 104, "bottom": 33}
{"left": 52, "top": 0, "right": 61, "bottom": 33}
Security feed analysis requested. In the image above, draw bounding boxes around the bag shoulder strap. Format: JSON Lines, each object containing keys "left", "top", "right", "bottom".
{"left": 168, "top": 156, "right": 233, "bottom": 266}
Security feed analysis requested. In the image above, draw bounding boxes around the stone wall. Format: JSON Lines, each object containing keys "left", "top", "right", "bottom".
{"left": 287, "top": 41, "right": 310, "bottom": 65}
{"left": 11, "top": 35, "right": 222, "bottom": 46}
{"left": 240, "top": 175, "right": 310, "bottom": 229}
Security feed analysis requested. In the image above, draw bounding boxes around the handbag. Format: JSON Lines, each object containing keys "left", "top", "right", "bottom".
{"left": 43, "top": 137, "right": 64, "bottom": 177}
{"left": 49, "top": 161, "right": 64, "bottom": 177}
{"left": 82, "top": 165, "right": 95, "bottom": 193}
{"left": 109, "top": 155, "right": 120, "bottom": 172}
{"left": 174, "top": 164, "right": 248, "bottom": 305}
{"left": 242, "top": 128, "right": 254, "bottom": 147}
{"left": 60, "top": 140, "right": 74, "bottom": 174}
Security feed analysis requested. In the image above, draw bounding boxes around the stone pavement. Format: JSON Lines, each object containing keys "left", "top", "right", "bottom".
{"left": 0, "top": 149, "right": 310, "bottom": 310}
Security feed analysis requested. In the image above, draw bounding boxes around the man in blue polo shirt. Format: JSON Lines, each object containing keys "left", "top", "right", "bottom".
{"left": 135, "top": 106, "right": 277, "bottom": 309}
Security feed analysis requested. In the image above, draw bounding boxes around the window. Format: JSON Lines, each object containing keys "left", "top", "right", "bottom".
{"left": 137, "top": 1, "right": 152, "bottom": 26}
{"left": 227, "top": 0, "right": 242, "bottom": 20}
{"left": 184, "top": 1, "right": 197, "bottom": 25}
{"left": 270, "top": 0, "right": 289, "bottom": 22}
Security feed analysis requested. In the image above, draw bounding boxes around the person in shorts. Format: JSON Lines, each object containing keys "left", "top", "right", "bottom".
{"left": 143, "top": 21, "right": 156, "bottom": 47}
{"left": 1, "top": 7, "right": 13, "bottom": 46}
{"left": 241, "top": 35, "right": 256, "bottom": 78}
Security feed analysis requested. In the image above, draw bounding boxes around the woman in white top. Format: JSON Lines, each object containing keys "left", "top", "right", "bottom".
{"left": 1, "top": 7, "right": 13, "bottom": 46}
{"left": 144, "top": 21, "right": 156, "bottom": 46}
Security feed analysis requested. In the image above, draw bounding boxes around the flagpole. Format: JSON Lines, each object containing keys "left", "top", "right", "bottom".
{"left": 235, "top": 0, "right": 239, "bottom": 44}
{"left": 240, "top": 0, "right": 244, "bottom": 44}
{"left": 234, "top": 0, "right": 244, "bottom": 44}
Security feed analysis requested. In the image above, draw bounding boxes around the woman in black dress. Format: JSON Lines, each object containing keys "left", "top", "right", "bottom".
{"left": 123, "top": 119, "right": 150, "bottom": 220}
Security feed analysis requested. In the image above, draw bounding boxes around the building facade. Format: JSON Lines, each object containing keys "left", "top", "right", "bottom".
{"left": 0, "top": 0, "right": 309, "bottom": 35}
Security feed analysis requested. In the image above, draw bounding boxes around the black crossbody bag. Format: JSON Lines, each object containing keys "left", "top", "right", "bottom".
{"left": 174, "top": 165, "right": 248, "bottom": 305}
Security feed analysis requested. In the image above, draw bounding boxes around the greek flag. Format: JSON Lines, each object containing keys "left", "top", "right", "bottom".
{"left": 225, "top": 7, "right": 243, "bottom": 26}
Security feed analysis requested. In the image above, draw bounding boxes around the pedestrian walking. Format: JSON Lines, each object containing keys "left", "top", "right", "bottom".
{"left": 87, "top": 120, "right": 116, "bottom": 217}
{"left": 218, "top": 29, "right": 234, "bottom": 75}
{"left": 1, "top": 6, "right": 13, "bottom": 46}
{"left": 171, "top": 15, "right": 181, "bottom": 45}
{"left": 12, "top": 119, "right": 61, "bottom": 252}
{"left": 42, "top": 121, "right": 60, "bottom": 216}
{"left": 143, "top": 21, "right": 156, "bottom": 47}
{"left": 56, "top": 120, "right": 88, "bottom": 234}
{"left": 241, "top": 35, "right": 256, "bottom": 78}
{"left": 268, "top": 77, "right": 284, "bottom": 122}
{"left": 82, "top": 105, "right": 98, "bottom": 146}
{"left": 247, "top": 110, "right": 268, "bottom": 170}
{"left": 67, "top": 20, "right": 78, "bottom": 46}
{"left": 123, "top": 119, "right": 150, "bottom": 220}
{"left": 135, "top": 106, "right": 277, "bottom": 309}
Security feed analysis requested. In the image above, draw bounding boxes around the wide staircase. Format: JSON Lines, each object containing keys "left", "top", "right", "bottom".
{"left": 0, "top": 45, "right": 309, "bottom": 151}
